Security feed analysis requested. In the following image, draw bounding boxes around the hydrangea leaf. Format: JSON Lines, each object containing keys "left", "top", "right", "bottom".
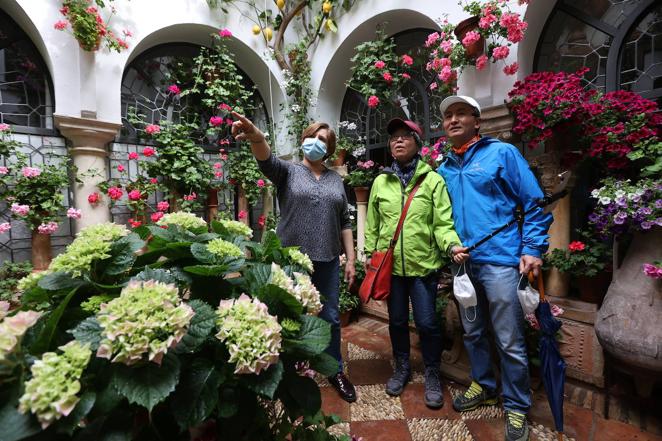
{"left": 183, "top": 265, "right": 230, "bottom": 277}
{"left": 112, "top": 352, "right": 180, "bottom": 411}
{"left": 37, "top": 272, "right": 87, "bottom": 291}
{"left": 102, "top": 233, "right": 145, "bottom": 276}
{"left": 190, "top": 242, "right": 216, "bottom": 264}
{"left": 30, "top": 287, "right": 80, "bottom": 354}
{"left": 174, "top": 300, "right": 216, "bottom": 354}
{"left": 130, "top": 268, "right": 179, "bottom": 285}
{"left": 171, "top": 358, "right": 223, "bottom": 430}
{"left": 308, "top": 352, "right": 339, "bottom": 377}
{"left": 244, "top": 262, "right": 271, "bottom": 291}
{"left": 69, "top": 317, "right": 102, "bottom": 351}
{"left": 283, "top": 315, "right": 330, "bottom": 357}
{"left": 254, "top": 285, "right": 303, "bottom": 319}
{"left": 217, "top": 387, "right": 239, "bottom": 418}
{"left": 0, "top": 382, "right": 41, "bottom": 441}
{"left": 243, "top": 360, "right": 283, "bottom": 399}
{"left": 281, "top": 373, "right": 321, "bottom": 417}
{"left": 56, "top": 391, "right": 96, "bottom": 435}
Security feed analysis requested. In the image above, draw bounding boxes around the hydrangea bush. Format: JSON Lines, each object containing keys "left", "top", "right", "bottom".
{"left": 4, "top": 215, "right": 345, "bottom": 440}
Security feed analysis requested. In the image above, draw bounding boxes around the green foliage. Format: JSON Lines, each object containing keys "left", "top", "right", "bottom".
{"left": 0, "top": 261, "right": 32, "bottom": 304}
{"left": 225, "top": 145, "right": 269, "bottom": 205}
{"left": 544, "top": 230, "right": 612, "bottom": 277}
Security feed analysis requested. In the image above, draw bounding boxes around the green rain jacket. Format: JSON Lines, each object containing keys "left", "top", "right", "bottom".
{"left": 364, "top": 160, "right": 461, "bottom": 277}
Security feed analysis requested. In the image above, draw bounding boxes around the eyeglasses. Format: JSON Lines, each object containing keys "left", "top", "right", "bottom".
{"left": 389, "top": 133, "right": 415, "bottom": 142}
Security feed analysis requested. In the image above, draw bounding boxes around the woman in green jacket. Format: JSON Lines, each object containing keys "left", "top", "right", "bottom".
{"left": 365, "top": 119, "right": 467, "bottom": 409}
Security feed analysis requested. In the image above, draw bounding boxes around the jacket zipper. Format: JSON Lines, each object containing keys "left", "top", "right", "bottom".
{"left": 399, "top": 179, "right": 406, "bottom": 276}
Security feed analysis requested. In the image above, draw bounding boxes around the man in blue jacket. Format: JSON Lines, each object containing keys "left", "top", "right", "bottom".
{"left": 438, "top": 96, "right": 552, "bottom": 441}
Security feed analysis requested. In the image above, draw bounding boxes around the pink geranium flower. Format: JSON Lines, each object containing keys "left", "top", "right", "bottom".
{"left": 0, "top": 222, "right": 11, "bottom": 234}
{"left": 367, "top": 95, "right": 379, "bottom": 108}
{"left": 0, "top": 166, "right": 8, "bottom": 175}
{"left": 257, "top": 179, "right": 265, "bottom": 188}
{"left": 117, "top": 164, "right": 125, "bottom": 172}
{"left": 10, "top": 203, "right": 29, "bottom": 216}
{"left": 21, "top": 167, "right": 41, "bottom": 178}
{"left": 215, "top": 171, "right": 223, "bottom": 178}
{"left": 128, "top": 218, "right": 142, "bottom": 228}
{"left": 145, "top": 124, "right": 161, "bottom": 135}
{"left": 402, "top": 73, "right": 411, "bottom": 80}
{"left": 128, "top": 152, "right": 139, "bottom": 160}
{"left": 568, "top": 241, "right": 585, "bottom": 252}
{"left": 151, "top": 212, "right": 164, "bottom": 223}
{"left": 66, "top": 208, "right": 82, "bottom": 219}
{"left": 218, "top": 103, "right": 232, "bottom": 112}
{"left": 462, "top": 31, "right": 481, "bottom": 47}
{"left": 183, "top": 192, "right": 197, "bottom": 201}
{"left": 142, "top": 147, "right": 156, "bottom": 157}
{"left": 238, "top": 210, "right": 248, "bottom": 220}
{"left": 258, "top": 214, "right": 266, "bottom": 228}
{"left": 210, "top": 116, "right": 223, "bottom": 127}
{"left": 157, "top": 201, "right": 169, "bottom": 212}
{"left": 219, "top": 28, "right": 232, "bottom": 38}
{"left": 107, "top": 186, "right": 123, "bottom": 201}
{"left": 128, "top": 189, "right": 142, "bottom": 201}
{"left": 382, "top": 72, "right": 393, "bottom": 83}
{"left": 167, "top": 84, "right": 181, "bottom": 95}
{"left": 0, "top": 123, "right": 9, "bottom": 132}
{"left": 475, "top": 54, "right": 488, "bottom": 70}
{"left": 374, "top": 60, "right": 386, "bottom": 69}
{"left": 54, "top": 20, "right": 68, "bottom": 30}
{"left": 503, "top": 62, "right": 519, "bottom": 75}
{"left": 37, "top": 221, "right": 59, "bottom": 235}
{"left": 492, "top": 45, "right": 510, "bottom": 60}
{"left": 150, "top": 178, "right": 158, "bottom": 184}
{"left": 402, "top": 54, "right": 413, "bottom": 66}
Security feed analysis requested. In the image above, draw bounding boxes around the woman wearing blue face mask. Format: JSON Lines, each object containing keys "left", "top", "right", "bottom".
{"left": 231, "top": 112, "right": 357, "bottom": 403}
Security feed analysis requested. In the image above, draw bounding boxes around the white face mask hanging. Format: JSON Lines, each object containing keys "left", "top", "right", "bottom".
{"left": 453, "top": 263, "right": 477, "bottom": 322}
{"left": 517, "top": 274, "right": 540, "bottom": 315}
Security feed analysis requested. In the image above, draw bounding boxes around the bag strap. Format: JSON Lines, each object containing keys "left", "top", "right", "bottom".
{"left": 389, "top": 172, "right": 428, "bottom": 249}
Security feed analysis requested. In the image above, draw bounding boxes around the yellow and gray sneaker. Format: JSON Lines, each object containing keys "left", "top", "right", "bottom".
{"left": 505, "top": 410, "right": 530, "bottom": 441}
{"left": 452, "top": 381, "right": 498, "bottom": 412}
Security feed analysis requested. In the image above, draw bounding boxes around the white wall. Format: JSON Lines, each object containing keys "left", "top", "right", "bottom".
{"left": 9, "top": 0, "right": 544, "bottom": 147}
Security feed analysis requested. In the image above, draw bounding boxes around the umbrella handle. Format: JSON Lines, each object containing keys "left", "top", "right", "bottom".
{"left": 528, "top": 271, "right": 547, "bottom": 302}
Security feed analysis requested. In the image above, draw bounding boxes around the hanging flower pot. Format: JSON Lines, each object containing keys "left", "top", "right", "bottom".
{"left": 353, "top": 186, "right": 370, "bottom": 203}
{"left": 207, "top": 188, "right": 220, "bottom": 221}
{"left": 454, "top": 16, "right": 485, "bottom": 60}
{"left": 31, "top": 230, "right": 52, "bottom": 271}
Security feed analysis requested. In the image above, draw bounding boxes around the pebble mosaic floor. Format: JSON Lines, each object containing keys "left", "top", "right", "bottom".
{"left": 318, "top": 319, "right": 662, "bottom": 441}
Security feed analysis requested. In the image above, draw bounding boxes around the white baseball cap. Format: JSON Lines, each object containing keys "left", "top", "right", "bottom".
{"left": 440, "top": 95, "right": 481, "bottom": 116}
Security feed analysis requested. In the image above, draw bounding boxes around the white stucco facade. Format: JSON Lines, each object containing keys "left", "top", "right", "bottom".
{"left": 7, "top": 0, "right": 541, "bottom": 153}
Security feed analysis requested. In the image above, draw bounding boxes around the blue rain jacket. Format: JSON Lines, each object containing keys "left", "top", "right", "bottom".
{"left": 437, "top": 136, "right": 553, "bottom": 267}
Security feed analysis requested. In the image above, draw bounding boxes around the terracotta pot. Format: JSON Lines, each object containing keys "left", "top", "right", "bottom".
{"left": 207, "top": 188, "right": 219, "bottom": 221}
{"left": 78, "top": 34, "right": 102, "bottom": 51}
{"left": 31, "top": 230, "right": 52, "bottom": 271}
{"left": 454, "top": 16, "right": 485, "bottom": 60}
{"left": 575, "top": 271, "right": 611, "bottom": 305}
{"left": 353, "top": 186, "right": 369, "bottom": 203}
{"left": 332, "top": 149, "right": 347, "bottom": 167}
{"left": 339, "top": 310, "right": 352, "bottom": 327}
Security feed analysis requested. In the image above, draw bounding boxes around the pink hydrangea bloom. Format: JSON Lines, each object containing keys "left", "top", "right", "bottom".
{"left": 462, "top": 31, "right": 481, "bottom": 47}
{"left": 257, "top": 179, "right": 265, "bottom": 188}
{"left": 54, "top": 20, "right": 68, "bottom": 30}
{"left": 219, "top": 28, "right": 232, "bottom": 38}
{"left": 0, "top": 166, "right": 8, "bottom": 175}
{"left": 21, "top": 166, "right": 41, "bottom": 178}
{"left": 157, "top": 201, "right": 169, "bottom": 212}
{"left": 108, "top": 186, "right": 123, "bottom": 200}
{"left": 10, "top": 203, "right": 29, "bottom": 216}
{"left": 151, "top": 212, "right": 164, "bottom": 223}
{"left": 0, "top": 222, "right": 11, "bottom": 234}
{"left": 88, "top": 192, "right": 100, "bottom": 204}
{"left": 503, "top": 62, "right": 519, "bottom": 75}
{"left": 145, "top": 124, "right": 161, "bottom": 135}
{"left": 167, "top": 84, "right": 180, "bottom": 95}
{"left": 492, "top": 45, "right": 510, "bottom": 60}
{"left": 367, "top": 95, "right": 379, "bottom": 108}
{"left": 476, "top": 54, "right": 488, "bottom": 70}
{"left": 0, "top": 123, "right": 10, "bottom": 132}
{"left": 128, "top": 152, "right": 139, "bottom": 160}
{"left": 402, "top": 54, "right": 413, "bottom": 66}
{"left": 238, "top": 210, "right": 248, "bottom": 220}
{"left": 210, "top": 116, "right": 223, "bottom": 127}
{"left": 37, "top": 221, "right": 59, "bottom": 235}
{"left": 374, "top": 60, "right": 386, "bottom": 69}
{"left": 66, "top": 208, "right": 82, "bottom": 219}
{"left": 142, "top": 147, "right": 156, "bottom": 157}
{"left": 128, "top": 189, "right": 142, "bottom": 201}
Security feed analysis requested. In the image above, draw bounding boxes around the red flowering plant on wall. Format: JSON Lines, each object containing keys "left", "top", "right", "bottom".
{"left": 348, "top": 25, "right": 414, "bottom": 109}
{"left": 55, "top": 0, "right": 131, "bottom": 52}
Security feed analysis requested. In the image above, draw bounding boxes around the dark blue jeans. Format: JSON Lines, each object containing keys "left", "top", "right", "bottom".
{"left": 388, "top": 273, "right": 442, "bottom": 368}
{"left": 311, "top": 257, "right": 343, "bottom": 373}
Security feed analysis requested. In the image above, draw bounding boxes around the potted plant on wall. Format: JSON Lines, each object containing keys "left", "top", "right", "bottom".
{"left": 55, "top": 0, "right": 130, "bottom": 52}
{"left": 545, "top": 231, "right": 613, "bottom": 304}
{"left": 344, "top": 160, "right": 381, "bottom": 203}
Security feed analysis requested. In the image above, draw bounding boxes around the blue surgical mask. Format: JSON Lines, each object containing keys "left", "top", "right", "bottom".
{"left": 301, "top": 137, "right": 327, "bottom": 161}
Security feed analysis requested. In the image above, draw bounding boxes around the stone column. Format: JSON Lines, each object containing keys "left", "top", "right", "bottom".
{"left": 356, "top": 199, "right": 367, "bottom": 262}
{"left": 54, "top": 115, "right": 121, "bottom": 233}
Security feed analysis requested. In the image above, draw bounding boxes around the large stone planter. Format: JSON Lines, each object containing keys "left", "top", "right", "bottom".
{"left": 595, "top": 229, "right": 662, "bottom": 395}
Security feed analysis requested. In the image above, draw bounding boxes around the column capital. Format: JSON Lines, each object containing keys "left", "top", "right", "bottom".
{"left": 54, "top": 115, "right": 122, "bottom": 155}
{"left": 479, "top": 104, "right": 514, "bottom": 141}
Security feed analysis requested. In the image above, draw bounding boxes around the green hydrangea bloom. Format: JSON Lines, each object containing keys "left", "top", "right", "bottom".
{"left": 80, "top": 294, "right": 115, "bottom": 314}
{"left": 206, "top": 238, "right": 243, "bottom": 259}
{"left": 96, "top": 280, "right": 194, "bottom": 365}
{"left": 216, "top": 294, "right": 281, "bottom": 374}
{"left": 19, "top": 341, "right": 91, "bottom": 429}
{"left": 16, "top": 271, "right": 44, "bottom": 291}
{"left": 293, "top": 272, "right": 323, "bottom": 315}
{"left": 288, "top": 249, "right": 314, "bottom": 273}
{"left": 157, "top": 212, "right": 207, "bottom": 232}
{"left": 280, "top": 317, "right": 301, "bottom": 336}
{"left": 0, "top": 303, "right": 42, "bottom": 361}
{"left": 270, "top": 263, "right": 295, "bottom": 295}
{"left": 219, "top": 219, "right": 253, "bottom": 238}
